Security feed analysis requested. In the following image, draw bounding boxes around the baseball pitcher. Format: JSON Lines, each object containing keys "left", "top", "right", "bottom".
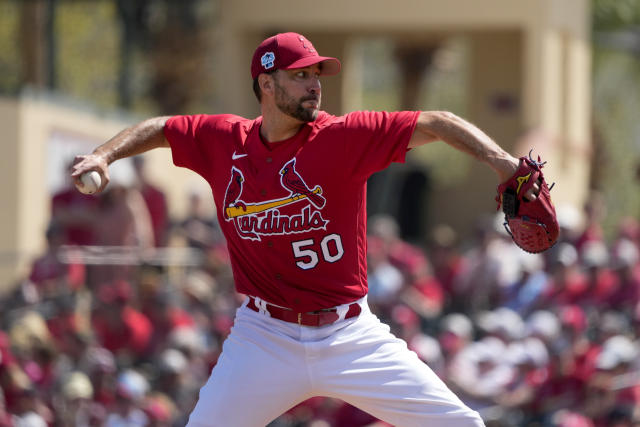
{"left": 73, "top": 32, "right": 556, "bottom": 427}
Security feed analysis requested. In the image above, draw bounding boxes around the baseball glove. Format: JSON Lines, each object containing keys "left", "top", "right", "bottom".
{"left": 496, "top": 152, "right": 559, "bottom": 253}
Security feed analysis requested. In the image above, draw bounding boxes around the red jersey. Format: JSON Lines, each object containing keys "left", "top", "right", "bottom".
{"left": 165, "top": 110, "right": 419, "bottom": 311}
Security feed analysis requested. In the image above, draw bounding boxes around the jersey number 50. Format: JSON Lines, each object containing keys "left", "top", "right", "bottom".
{"left": 291, "top": 234, "right": 344, "bottom": 270}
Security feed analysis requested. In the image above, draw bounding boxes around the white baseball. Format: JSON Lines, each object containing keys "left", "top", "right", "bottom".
{"left": 77, "top": 171, "right": 102, "bottom": 194}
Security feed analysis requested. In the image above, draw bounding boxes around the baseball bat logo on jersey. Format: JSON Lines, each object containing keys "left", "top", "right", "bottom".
{"left": 223, "top": 158, "right": 328, "bottom": 241}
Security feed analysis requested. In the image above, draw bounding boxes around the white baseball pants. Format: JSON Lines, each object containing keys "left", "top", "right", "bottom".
{"left": 186, "top": 297, "right": 484, "bottom": 427}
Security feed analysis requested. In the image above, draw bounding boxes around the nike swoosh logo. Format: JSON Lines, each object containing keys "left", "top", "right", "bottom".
{"left": 232, "top": 152, "right": 248, "bottom": 160}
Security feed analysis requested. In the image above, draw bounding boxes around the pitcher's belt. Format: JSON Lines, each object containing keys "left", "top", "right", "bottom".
{"left": 247, "top": 297, "right": 361, "bottom": 327}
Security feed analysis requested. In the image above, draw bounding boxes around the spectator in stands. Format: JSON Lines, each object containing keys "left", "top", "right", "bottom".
{"left": 91, "top": 280, "right": 152, "bottom": 362}
{"left": 26, "top": 222, "right": 86, "bottom": 300}
{"left": 400, "top": 258, "right": 445, "bottom": 321}
{"left": 609, "top": 238, "right": 640, "bottom": 313}
{"left": 501, "top": 252, "right": 547, "bottom": 316}
{"left": 166, "top": 326, "right": 211, "bottom": 387}
{"left": 575, "top": 193, "right": 606, "bottom": 252}
{"left": 535, "top": 243, "right": 586, "bottom": 311}
{"left": 105, "top": 369, "right": 149, "bottom": 427}
{"left": 449, "top": 336, "right": 513, "bottom": 408}
{"left": 55, "top": 371, "right": 96, "bottom": 427}
{"left": 9, "top": 387, "right": 50, "bottom": 427}
{"left": 617, "top": 217, "right": 640, "bottom": 249}
{"left": 0, "top": 388, "right": 13, "bottom": 427}
{"left": 455, "top": 217, "right": 510, "bottom": 315}
{"left": 176, "top": 191, "right": 222, "bottom": 251}
{"left": 89, "top": 175, "right": 154, "bottom": 284}
{"left": 140, "top": 291, "right": 195, "bottom": 356}
{"left": 7, "top": 311, "right": 58, "bottom": 405}
{"left": 0, "top": 331, "right": 28, "bottom": 417}
{"left": 82, "top": 347, "right": 117, "bottom": 409}
{"left": 497, "top": 338, "right": 549, "bottom": 413}
{"left": 366, "top": 235, "right": 404, "bottom": 317}
{"left": 438, "top": 313, "right": 474, "bottom": 374}
{"left": 153, "top": 348, "right": 199, "bottom": 418}
{"left": 428, "top": 224, "right": 466, "bottom": 312}
{"left": 576, "top": 241, "right": 619, "bottom": 312}
{"left": 142, "top": 393, "right": 177, "bottom": 427}
{"left": 389, "top": 305, "right": 444, "bottom": 373}
{"left": 180, "top": 269, "right": 217, "bottom": 330}
{"left": 133, "top": 156, "right": 170, "bottom": 247}
{"left": 477, "top": 307, "right": 525, "bottom": 344}
{"left": 368, "top": 215, "right": 430, "bottom": 282}
{"left": 534, "top": 309, "right": 589, "bottom": 418}
{"left": 555, "top": 204, "right": 584, "bottom": 246}
{"left": 51, "top": 161, "right": 100, "bottom": 246}
{"left": 94, "top": 174, "right": 154, "bottom": 249}
{"left": 583, "top": 335, "right": 639, "bottom": 424}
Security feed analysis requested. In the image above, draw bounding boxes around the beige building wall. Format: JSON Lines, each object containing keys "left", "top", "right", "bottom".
{"left": 0, "top": 96, "right": 213, "bottom": 290}
{"left": 0, "top": 99, "right": 21, "bottom": 288}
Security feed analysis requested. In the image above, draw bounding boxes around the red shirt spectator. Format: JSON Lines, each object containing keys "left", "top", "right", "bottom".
{"left": 142, "top": 299, "right": 195, "bottom": 354}
{"left": 139, "top": 184, "right": 169, "bottom": 247}
{"left": 570, "top": 268, "right": 619, "bottom": 310}
{"left": 92, "top": 281, "right": 152, "bottom": 358}
{"left": 93, "top": 305, "right": 152, "bottom": 358}
{"left": 28, "top": 223, "right": 85, "bottom": 297}
{"left": 133, "top": 156, "right": 169, "bottom": 247}
{"left": 51, "top": 186, "right": 100, "bottom": 246}
{"left": 608, "top": 239, "right": 640, "bottom": 311}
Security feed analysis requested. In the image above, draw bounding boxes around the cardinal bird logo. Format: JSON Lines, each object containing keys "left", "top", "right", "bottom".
{"left": 223, "top": 167, "right": 247, "bottom": 219}
{"left": 280, "top": 158, "right": 326, "bottom": 209}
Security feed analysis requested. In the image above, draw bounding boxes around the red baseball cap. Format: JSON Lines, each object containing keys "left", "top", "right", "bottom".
{"left": 251, "top": 32, "right": 341, "bottom": 80}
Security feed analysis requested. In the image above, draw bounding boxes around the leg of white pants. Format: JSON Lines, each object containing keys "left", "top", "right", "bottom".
{"left": 312, "top": 310, "right": 485, "bottom": 427}
{"left": 186, "top": 306, "right": 312, "bottom": 427}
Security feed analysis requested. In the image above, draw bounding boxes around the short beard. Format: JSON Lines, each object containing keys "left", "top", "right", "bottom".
{"left": 273, "top": 78, "right": 319, "bottom": 123}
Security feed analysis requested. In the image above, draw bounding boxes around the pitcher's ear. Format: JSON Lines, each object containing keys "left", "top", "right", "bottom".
{"left": 259, "top": 73, "right": 275, "bottom": 94}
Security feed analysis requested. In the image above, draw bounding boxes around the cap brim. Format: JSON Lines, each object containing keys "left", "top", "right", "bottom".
{"left": 283, "top": 56, "right": 341, "bottom": 75}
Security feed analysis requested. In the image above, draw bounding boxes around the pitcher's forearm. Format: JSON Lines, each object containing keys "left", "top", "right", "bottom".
{"left": 94, "top": 116, "right": 171, "bottom": 164}
{"left": 410, "top": 111, "right": 518, "bottom": 182}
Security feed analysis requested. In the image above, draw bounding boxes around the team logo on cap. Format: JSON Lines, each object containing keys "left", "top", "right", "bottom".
{"left": 298, "top": 36, "right": 316, "bottom": 53}
{"left": 261, "top": 52, "right": 275, "bottom": 70}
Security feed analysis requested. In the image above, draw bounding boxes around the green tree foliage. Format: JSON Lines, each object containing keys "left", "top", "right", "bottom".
{"left": 0, "top": 2, "right": 21, "bottom": 94}
{"left": 591, "top": 0, "right": 640, "bottom": 237}
{"left": 593, "top": 0, "right": 640, "bottom": 30}
{"left": 0, "top": 0, "right": 216, "bottom": 115}
{"left": 56, "top": 2, "right": 120, "bottom": 108}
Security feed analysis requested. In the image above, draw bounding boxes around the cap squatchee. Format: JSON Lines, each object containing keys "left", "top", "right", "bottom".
{"left": 251, "top": 32, "right": 341, "bottom": 79}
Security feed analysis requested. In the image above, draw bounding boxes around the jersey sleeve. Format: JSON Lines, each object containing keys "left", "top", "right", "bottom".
{"left": 341, "top": 110, "right": 420, "bottom": 179}
{"left": 163, "top": 114, "right": 233, "bottom": 179}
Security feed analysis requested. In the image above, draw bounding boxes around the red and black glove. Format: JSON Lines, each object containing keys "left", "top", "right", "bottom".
{"left": 496, "top": 152, "right": 559, "bottom": 253}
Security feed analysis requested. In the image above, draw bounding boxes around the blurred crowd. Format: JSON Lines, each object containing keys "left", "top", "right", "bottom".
{"left": 1, "top": 158, "right": 639, "bottom": 427}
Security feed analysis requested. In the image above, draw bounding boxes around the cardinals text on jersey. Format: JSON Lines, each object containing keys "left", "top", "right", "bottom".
{"left": 223, "top": 158, "right": 328, "bottom": 241}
